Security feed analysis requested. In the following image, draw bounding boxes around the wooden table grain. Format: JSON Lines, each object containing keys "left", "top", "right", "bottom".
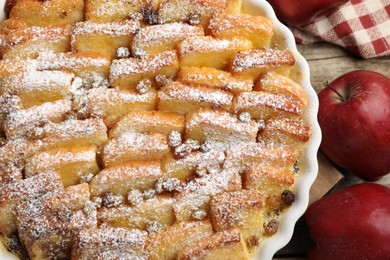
{"left": 273, "top": 42, "right": 390, "bottom": 260}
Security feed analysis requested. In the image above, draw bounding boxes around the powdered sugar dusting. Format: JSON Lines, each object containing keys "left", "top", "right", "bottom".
{"left": 80, "top": 227, "right": 146, "bottom": 246}
{"left": 159, "top": 82, "right": 234, "bottom": 108}
{"left": 0, "top": 171, "right": 62, "bottom": 203}
{"left": 15, "top": 184, "right": 96, "bottom": 259}
{"left": 179, "top": 36, "right": 251, "bottom": 55}
{"left": 232, "top": 48, "right": 295, "bottom": 72}
{"left": 235, "top": 91, "right": 304, "bottom": 115}
{"left": 132, "top": 22, "right": 204, "bottom": 56}
{"left": 24, "top": 146, "right": 97, "bottom": 177}
{"left": 2, "top": 69, "right": 74, "bottom": 98}
{"left": 178, "top": 67, "right": 253, "bottom": 93}
{"left": 208, "top": 13, "right": 273, "bottom": 37}
{"left": 110, "top": 51, "right": 178, "bottom": 81}
{"left": 90, "top": 161, "right": 162, "bottom": 196}
{"left": 4, "top": 25, "right": 70, "bottom": 49}
{"left": 186, "top": 109, "right": 259, "bottom": 142}
{"left": 4, "top": 99, "right": 72, "bottom": 139}
{"left": 103, "top": 132, "right": 169, "bottom": 167}
{"left": 73, "top": 20, "right": 140, "bottom": 36}
{"left": 36, "top": 52, "right": 110, "bottom": 75}
{"left": 40, "top": 118, "right": 108, "bottom": 150}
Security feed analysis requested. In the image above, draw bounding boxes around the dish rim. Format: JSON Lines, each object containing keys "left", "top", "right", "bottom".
{"left": 0, "top": 0, "right": 322, "bottom": 259}
{"left": 243, "top": 0, "right": 322, "bottom": 259}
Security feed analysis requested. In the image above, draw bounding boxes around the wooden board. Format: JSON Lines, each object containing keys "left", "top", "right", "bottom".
{"left": 309, "top": 152, "right": 344, "bottom": 205}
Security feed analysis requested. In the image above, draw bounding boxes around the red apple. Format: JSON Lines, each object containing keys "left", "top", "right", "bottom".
{"left": 266, "top": 0, "right": 348, "bottom": 26}
{"left": 306, "top": 183, "right": 390, "bottom": 260}
{"left": 318, "top": 70, "right": 390, "bottom": 181}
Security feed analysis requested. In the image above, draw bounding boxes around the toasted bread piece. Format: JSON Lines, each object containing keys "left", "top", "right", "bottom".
{"left": 25, "top": 145, "right": 100, "bottom": 187}
{"left": 3, "top": 99, "right": 71, "bottom": 139}
{"left": 0, "top": 93, "right": 21, "bottom": 133}
{"left": 36, "top": 51, "right": 110, "bottom": 88}
{"left": 225, "top": 141, "right": 298, "bottom": 169}
{"left": 71, "top": 227, "right": 147, "bottom": 260}
{"left": 255, "top": 73, "right": 307, "bottom": 107}
{"left": 162, "top": 149, "right": 225, "bottom": 180}
{"left": 0, "top": 171, "right": 62, "bottom": 237}
{"left": 146, "top": 220, "right": 213, "bottom": 260}
{"left": 173, "top": 170, "right": 242, "bottom": 221}
{"left": 178, "top": 229, "right": 250, "bottom": 260}
{"left": 158, "top": 0, "right": 228, "bottom": 26}
{"left": 98, "top": 194, "right": 175, "bottom": 230}
{"left": 74, "top": 87, "right": 157, "bottom": 127}
{"left": 10, "top": 0, "right": 84, "bottom": 26}
{"left": 15, "top": 183, "right": 96, "bottom": 260}
{"left": 40, "top": 118, "right": 108, "bottom": 151}
{"left": 0, "top": 138, "right": 36, "bottom": 167}
{"left": 177, "top": 66, "right": 253, "bottom": 94}
{"left": 185, "top": 108, "right": 258, "bottom": 143}
{"left": 132, "top": 22, "right": 204, "bottom": 56}
{"left": 90, "top": 160, "right": 163, "bottom": 196}
{"left": 85, "top": 0, "right": 144, "bottom": 22}
{"left": 230, "top": 48, "right": 295, "bottom": 79}
{"left": 102, "top": 132, "right": 170, "bottom": 167}
{"left": 0, "top": 58, "right": 35, "bottom": 81}
{"left": 209, "top": 190, "right": 263, "bottom": 242}
{"left": 0, "top": 70, "right": 74, "bottom": 109}
{"left": 232, "top": 91, "right": 304, "bottom": 120}
{"left": 72, "top": 20, "right": 140, "bottom": 59}
{"left": 242, "top": 163, "right": 294, "bottom": 197}
{"left": 0, "top": 17, "right": 27, "bottom": 38}
{"left": 0, "top": 162, "right": 23, "bottom": 189}
{"left": 0, "top": 94, "right": 20, "bottom": 132}
{"left": 110, "top": 51, "right": 179, "bottom": 90}
{"left": 226, "top": 0, "right": 242, "bottom": 13}
{"left": 2, "top": 24, "right": 71, "bottom": 60}
{"left": 208, "top": 13, "right": 273, "bottom": 48}
{"left": 178, "top": 36, "right": 252, "bottom": 69}
{"left": 110, "top": 110, "right": 185, "bottom": 138}
{"left": 258, "top": 116, "right": 311, "bottom": 149}
{"left": 158, "top": 82, "right": 234, "bottom": 114}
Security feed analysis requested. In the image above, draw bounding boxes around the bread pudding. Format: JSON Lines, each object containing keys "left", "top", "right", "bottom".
{"left": 0, "top": 0, "right": 312, "bottom": 259}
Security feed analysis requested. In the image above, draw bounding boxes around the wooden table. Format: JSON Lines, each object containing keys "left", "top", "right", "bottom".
{"left": 273, "top": 42, "right": 390, "bottom": 260}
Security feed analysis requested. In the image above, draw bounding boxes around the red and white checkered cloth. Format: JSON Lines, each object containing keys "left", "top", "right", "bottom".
{"left": 291, "top": 0, "right": 390, "bottom": 58}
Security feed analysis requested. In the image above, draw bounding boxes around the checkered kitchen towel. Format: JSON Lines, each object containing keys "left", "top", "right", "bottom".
{"left": 291, "top": 0, "right": 390, "bottom": 58}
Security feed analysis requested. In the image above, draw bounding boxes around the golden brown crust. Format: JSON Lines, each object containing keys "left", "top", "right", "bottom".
{"left": 230, "top": 48, "right": 296, "bottom": 79}
{"left": 178, "top": 229, "right": 250, "bottom": 260}
{"left": 10, "top": 0, "right": 85, "bottom": 26}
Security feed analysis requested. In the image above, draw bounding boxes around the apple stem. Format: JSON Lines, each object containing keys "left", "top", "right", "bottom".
{"left": 328, "top": 85, "right": 345, "bottom": 102}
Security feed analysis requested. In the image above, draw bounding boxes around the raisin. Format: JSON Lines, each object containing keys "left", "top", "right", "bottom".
{"left": 136, "top": 78, "right": 152, "bottom": 94}
{"left": 168, "top": 131, "right": 182, "bottom": 148}
{"left": 249, "top": 236, "right": 260, "bottom": 247}
{"left": 192, "top": 210, "right": 207, "bottom": 221}
{"left": 238, "top": 112, "right": 251, "bottom": 123}
{"left": 0, "top": 131, "right": 6, "bottom": 147}
{"left": 264, "top": 219, "right": 279, "bottom": 236}
{"left": 141, "top": 4, "right": 159, "bottom": 25}
{"left": 185, "top": 12, "right": 201, "bottom": 25}
{"left": 101, "top": 192, "right": 123, "bottom": 207}
{"left": 199, "top": 141, "right": 212, "bottom": 153}
{"left": 127, "top": 189, "right": 143, "bottom": 206}
{"left": 281, "top": 190, "right": 295, "bottom": 205}
{"left": 174, "top": 143, "right": 191, "bottom": 159}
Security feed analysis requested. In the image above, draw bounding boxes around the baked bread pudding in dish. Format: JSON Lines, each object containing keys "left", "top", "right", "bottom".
{"left": 0, "top": 0, "right": 320, "bottom": 259}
